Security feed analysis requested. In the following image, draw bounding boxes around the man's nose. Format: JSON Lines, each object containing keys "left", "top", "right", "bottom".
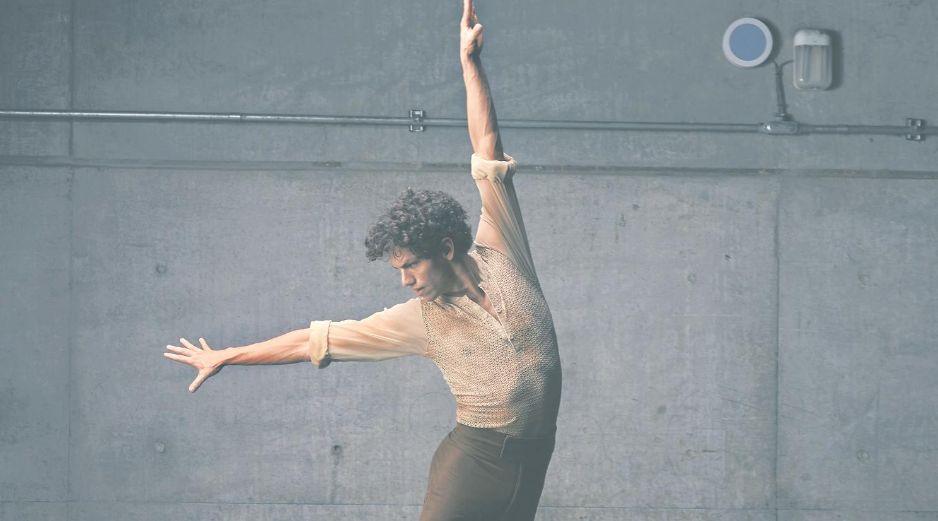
{"left": 401, "top": 271, "right": 415, "bottom": 287}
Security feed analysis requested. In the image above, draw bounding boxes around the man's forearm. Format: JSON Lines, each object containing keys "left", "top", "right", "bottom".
{"left": 462, "top": 56, "right": 504, "bottom": 161}
{"left": 221, "top": 328, "right": 310, "bottom": 366}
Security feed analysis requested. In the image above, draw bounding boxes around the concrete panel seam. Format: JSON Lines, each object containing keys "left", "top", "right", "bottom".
{"left": 67, "top": 0, "right": 75, "bottom": 159}
{"left": 66, "top": 166, "right": 74, "bottom": 521}
{"left": 773, "top": 179, "right": 783, "bottom": 521}
{"left": 17, "top": 500, "right": 782, "bottom": 511}
{"left": 774, "top": 508, "right": 938, "bottom": 513}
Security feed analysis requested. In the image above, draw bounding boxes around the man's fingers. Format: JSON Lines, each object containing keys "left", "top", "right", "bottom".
{"left": 189, "top": 373, "right": 206, "bottom": 393}
{"left": 199, "top": 337, "right": 212, "bottom": 351}
{"left": 461, "top": 0, "right": 473, "bottom": 26}
{"left": 469, "top": 23, "right": 484, "bottom": 45}
{"left": 163, "top": 352, "right": 192, "bottom": 365}
{"left": 179, "top": 337, "right": 201, "bottom": 350}
{"left": 165, "top": 345, "right": 192, "bottom": 356}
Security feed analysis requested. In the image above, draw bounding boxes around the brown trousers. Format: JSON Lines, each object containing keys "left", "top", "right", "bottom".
{"left": 418, "top": 423, "right": 556, "bottom": 521}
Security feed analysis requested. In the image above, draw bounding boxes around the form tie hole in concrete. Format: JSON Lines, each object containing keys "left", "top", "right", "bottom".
{"left": 155, "top": 263, "right": 168, "bottom": 275}
{"left": 857, "top": 273, "right": 871, "bottom": 287}
{"left": 155, "top": 441, "right": 166, "bottom": 453}
{"left": 856, "top": 449, "right": 871, "bottom": 462}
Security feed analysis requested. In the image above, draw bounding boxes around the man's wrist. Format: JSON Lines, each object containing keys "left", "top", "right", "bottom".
{"left": 460, "top": 54, "right": 481, "bottom": 69}
{"left": 217, "top": 347, "right": 235, "bottom": 366}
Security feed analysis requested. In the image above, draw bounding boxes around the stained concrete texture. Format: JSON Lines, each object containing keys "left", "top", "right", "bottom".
{"left": 64, "top": 0, "right": 938, "bottom": 171}
{"left": 0, "top": 166, "right": 71, "bottom": 501}
{"left": 0, "top": 0, "right": 71, "bottom": 156}
{"left": 2, "top": 0, "right": 938, "bottom": 520}
{"left": 778, "top": 179, "right": 938, "bottom": 512}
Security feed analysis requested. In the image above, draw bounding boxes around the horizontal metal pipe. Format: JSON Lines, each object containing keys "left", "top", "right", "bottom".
{"left": 509, "top": 120, "right": 761, "bottom": 132}
{"left": 0, "top": 109, "right": 931, "bottom": 137}
{"left": 0, "top": 110, "right": 410, "bottom": 126}
{"left": 800, "top": 124, "right": 934, "bottom": 136}
{"left": 0, "top": 109, "right": 761, "bottom": 132}
{"left": 419, "top": 116, "right": 760, "bottom": 133}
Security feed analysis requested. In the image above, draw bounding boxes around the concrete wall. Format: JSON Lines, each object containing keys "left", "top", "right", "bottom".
{"left": 1, "top": 1, "right": 936, "bottom": 520}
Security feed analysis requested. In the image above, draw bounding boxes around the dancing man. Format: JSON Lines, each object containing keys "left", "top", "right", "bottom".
{"left": 164, "top": 1, "right": 561, "bottom": 519}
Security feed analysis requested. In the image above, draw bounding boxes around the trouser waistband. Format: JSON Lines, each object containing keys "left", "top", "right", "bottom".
{"left": 451, "top": 423, "right": 556, "bottom": 462}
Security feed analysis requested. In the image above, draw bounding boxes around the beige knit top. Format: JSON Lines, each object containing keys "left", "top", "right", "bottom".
{"left": 307, "top": 154, "right": 562, "bottom": 438}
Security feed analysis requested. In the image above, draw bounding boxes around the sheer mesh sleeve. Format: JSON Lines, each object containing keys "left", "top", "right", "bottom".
{"left": 308, "top": 298, "right": 428, "bottom": 368}
{"left": 470, "top": 153, "right": 538, "bottom": 283}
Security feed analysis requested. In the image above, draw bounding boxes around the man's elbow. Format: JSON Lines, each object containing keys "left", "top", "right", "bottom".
{"left": 474, "top": 135, "right": 503, "bottom": 161}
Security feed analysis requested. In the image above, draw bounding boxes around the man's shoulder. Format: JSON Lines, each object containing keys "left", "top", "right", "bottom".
{"left": 472, "top": 243, "right": 535, "bottom": 283}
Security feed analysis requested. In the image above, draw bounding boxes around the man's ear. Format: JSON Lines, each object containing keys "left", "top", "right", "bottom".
{"left": 441, "top": 237, "right": 455, "bottom": 260}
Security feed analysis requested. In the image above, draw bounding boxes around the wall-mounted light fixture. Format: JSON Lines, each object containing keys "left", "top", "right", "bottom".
{"left": 722, "top": 17, "right": 774, "bottom": 68}
{"left": 793, "top": 29, "right": 833, "bottom": 90}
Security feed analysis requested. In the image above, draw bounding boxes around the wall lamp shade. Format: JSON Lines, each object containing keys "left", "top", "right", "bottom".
{"left": 723, "top": 18, "right": 774, "bottom": 68}
{"left": 793, "top": 29, "right": 833, "bottom": 90}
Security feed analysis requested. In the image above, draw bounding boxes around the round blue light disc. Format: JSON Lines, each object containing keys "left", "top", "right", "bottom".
{"left": 729, "top": 24, "right": 767, "bottom": 61}
{"left": 722, "top": 18, "right": 773, "bottom": 68}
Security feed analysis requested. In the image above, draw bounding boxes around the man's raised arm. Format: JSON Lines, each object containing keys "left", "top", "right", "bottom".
{"left": 460, "top": 0, "right": 539, "bottom": 281}
{"left": 461, "top": 0, "right": 503, "bottom": 161}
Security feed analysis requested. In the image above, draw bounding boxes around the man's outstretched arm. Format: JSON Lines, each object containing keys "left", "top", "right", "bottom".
{"left": 164, "top": 331, "right": 310, "bottom": 392}
{"left": 163, "top": 300, "right": 428, "bottom": 392}
{"left": 461, "top": 0, "right": 503, "bottom": 161}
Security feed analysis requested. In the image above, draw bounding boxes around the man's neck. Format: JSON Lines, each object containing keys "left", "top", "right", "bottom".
{"left": 442, "top": 253, "right": 485, "bottom": 301}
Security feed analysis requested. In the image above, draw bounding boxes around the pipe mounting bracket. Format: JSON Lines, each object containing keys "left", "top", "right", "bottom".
{"left": 905, "top": 118, "right": 926, "bottom": 142}
{"left": 409, "top": 109, "right": 425, "bottom": 132}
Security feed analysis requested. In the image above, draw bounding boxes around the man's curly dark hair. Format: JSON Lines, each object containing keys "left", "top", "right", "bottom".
{"left": 365, "top": 188, "right": 473, "bottom": 261}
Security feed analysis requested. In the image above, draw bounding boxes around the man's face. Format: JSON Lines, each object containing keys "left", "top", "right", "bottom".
{"left": 389, "top": 246, "right": 454, "bottom": 301}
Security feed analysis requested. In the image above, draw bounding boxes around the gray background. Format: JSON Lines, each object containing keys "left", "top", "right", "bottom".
{"left": 1, "top": 0, "right": 936, "bottom": 520}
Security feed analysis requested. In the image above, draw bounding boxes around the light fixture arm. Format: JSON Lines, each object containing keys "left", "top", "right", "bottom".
{"left": 773, "top": 60, "right": 793, "bottom": 121}
{"left": 760, "top": 59, "right": 801, "bottom": 135}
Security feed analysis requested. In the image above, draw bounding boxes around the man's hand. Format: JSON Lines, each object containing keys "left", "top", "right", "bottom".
{"left": 460, "top": 0, "right": 483, "bottom": 60}
{"left": 164, "top": 337, "right": 225, "bottom": 393}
